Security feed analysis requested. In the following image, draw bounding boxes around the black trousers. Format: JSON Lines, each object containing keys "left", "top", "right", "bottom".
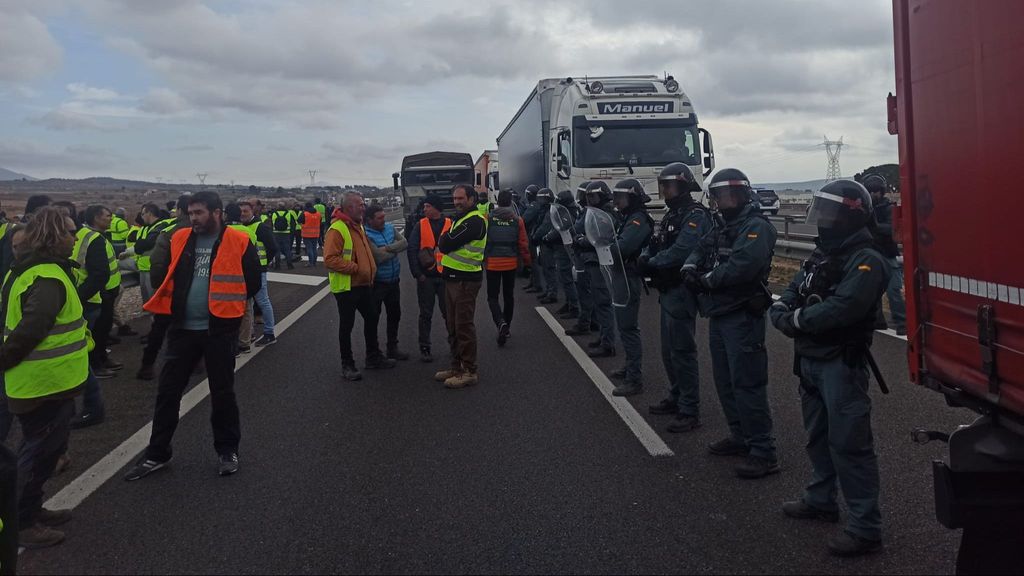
{"left": 334, "top": 286, "right": 381, "bottom": 366}
{"left": 142, "top": 313, "right": 173, "bottom": 366}
{"left": 372, "top": 281, "right": 402, "bottom": 350}
{"left": 486, "top": 269, "right": 517, "bottom": 326}
{"left": 146, "top": 329, "right": 240, "bottom": 461}
{"left": 416, "top": 276, "right": 447, "bottom": 350}
{"left": 0, "top": 443, "right": 16, "bottom": 574}
{"left": 16, "top": 399, "right": 73, "bottom": 526}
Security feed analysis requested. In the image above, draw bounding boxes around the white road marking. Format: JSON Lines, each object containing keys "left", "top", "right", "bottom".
{"left": 535, "top": 306, "right": 674, "bottom": 458}
{"left": 44, "top": 285, "right": 334, "bottom": 511}
{"left": 266, "top": 271, "right": 326, "bottom": 286}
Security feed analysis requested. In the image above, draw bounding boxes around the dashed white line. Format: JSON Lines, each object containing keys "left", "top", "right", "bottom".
{"left": 535, "top": 306, "right": 674, "bottom": 458}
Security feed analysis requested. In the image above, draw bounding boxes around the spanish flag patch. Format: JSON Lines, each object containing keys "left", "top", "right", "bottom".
{"left": 687, "top": 222, "right": 698, "bottom": 228}
{"left": 747, "top": 233, "right": 758, "bottom": 239}
{"left": 858, "top": 265, "right": 872, "bottom": 271}
{"left": 632, "top": 220, "right": 640, "bottom": 225}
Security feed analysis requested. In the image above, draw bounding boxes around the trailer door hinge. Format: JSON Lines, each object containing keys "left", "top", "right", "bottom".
{"left": 977, "top": 304, "right": 999, "bottom": 396}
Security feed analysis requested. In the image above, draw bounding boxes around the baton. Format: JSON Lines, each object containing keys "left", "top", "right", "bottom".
{"left": 863, "top": 346, "right": 890, "bottom": 395}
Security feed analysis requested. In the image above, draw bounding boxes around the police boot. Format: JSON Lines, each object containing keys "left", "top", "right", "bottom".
{"left": 782, "top": 500, "right": 840, "bottom": 524}
{"left": 667, "top": 415, "right": 702, "bottom": 433}
{"left": 565, "top": 324, "right": 589, "bottom": 336}
{"left": 735, "top": 455, "right": 781, "bottom": 479}
{"left": 648, "top": 398, "right": 678, "bottom": 415}
{"left": 612, "top": 381, "right": 643, "bottom": 397}
{"left": 587, "top": 347, "right": 615, "bottom": 358}
{"left": 554, "top": 303, "right": 571, "bottom": 315}
{"left": 610, "top": 367, "right": 627, "bottom": 379}
{"left": 420, "top": 347, "right": 434, "bottom": 363}
{"left": 827, "top": 531, "right": 882, "bottom": 557}
{"left": 558, "top": 307, "right": 579, "bottom": 320}
{"left": 586, "top": 339, "right": 603, "bottom": 349}
{"left": 342, "top": 364, "right": 363, "bottom": 381}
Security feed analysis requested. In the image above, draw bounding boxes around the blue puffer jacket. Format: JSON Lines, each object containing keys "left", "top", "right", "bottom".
{"left": 365, "top": 222, "right": 401, "bottom": 283}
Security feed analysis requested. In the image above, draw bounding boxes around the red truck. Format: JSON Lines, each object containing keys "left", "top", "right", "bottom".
{"left": 891, "top": 0, "right": 1024, "bottom": 571}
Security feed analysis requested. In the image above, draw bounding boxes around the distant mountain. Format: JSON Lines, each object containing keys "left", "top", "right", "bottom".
{"left": 0, "top": 167, "right": 35, "bottom": 181}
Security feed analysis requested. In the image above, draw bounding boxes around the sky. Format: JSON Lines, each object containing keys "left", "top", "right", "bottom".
{"left": 0, "top": 0, "right": 898, "bottom": 186}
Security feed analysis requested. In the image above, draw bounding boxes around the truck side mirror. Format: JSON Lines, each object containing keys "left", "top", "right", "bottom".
{"left": 699, "top": 128, "right": 715, "bottom": 177}
{"left": 557, "top": 154, "right": 570, "bottom": 180}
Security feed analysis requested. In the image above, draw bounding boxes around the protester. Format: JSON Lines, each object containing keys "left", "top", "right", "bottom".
{"left": 365, "top": 204, "right": 409, "bottom": 361}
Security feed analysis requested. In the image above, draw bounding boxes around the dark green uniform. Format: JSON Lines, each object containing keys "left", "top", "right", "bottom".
{"left": 686, "top": 203, "right": 777, "bottom": 461}
{"left": 577, "top": 202, "right": 618, "bottom": 350}
{"left": 771, "top": 227, "right": 890, "bottom": 542}
{"left": 614, "top": 208, "right": 653, "bottom": 385}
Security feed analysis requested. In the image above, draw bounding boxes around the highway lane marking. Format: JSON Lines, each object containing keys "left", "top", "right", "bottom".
{"left": 44, "top": 284, "right": 334, "bottom": 511}
{"left": 535, "top": 306, "right": 675, "bottom": 458}
{"left": 266, "top": 271, "right": 326, "bottom": 286}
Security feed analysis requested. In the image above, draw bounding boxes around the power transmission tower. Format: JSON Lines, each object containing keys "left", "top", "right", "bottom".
{"left": 823, "top": 135, "right": 844, "bottom": 181}
{"left": 196, "top": 172, "right": 208, "bottom": 186}
{"left": 308, "top": 170, "right": 318, "bottom": 187}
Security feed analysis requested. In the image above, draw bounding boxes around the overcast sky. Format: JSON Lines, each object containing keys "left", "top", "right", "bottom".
{"left": 0, "top": 0, "right": 898, "bottom": 186}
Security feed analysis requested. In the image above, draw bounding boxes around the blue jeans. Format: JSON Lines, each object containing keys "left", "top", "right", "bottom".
{"left": 274, "top": 234, "right": 293, "bottom": 268}
{"left": 254, "top": 272, "right": 275, "bottom": 336}
{"left": 886, "top": 257, "right": 906, "bottom": 331}
{"left": 304, "top": 238, "right": 319, "bottom": 266}
{"left": 799, "top": 355, "right": 882, "bottom": 541}
{"left": 82, "top": 305, "right": 106, "bottom": 416}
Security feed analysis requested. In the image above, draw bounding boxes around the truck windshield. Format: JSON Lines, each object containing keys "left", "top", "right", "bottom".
{"left": 573, "top": 123, "right": 699, "bottom": 168}
{"left": 402, "top": 169, "right": 474, "bottom": 187}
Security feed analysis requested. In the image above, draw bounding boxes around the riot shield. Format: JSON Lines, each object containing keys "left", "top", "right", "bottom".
{"left": 584, "top": 208, "right": 631, "bottom": 307}
{"left": 550, "top": 204, "right": 583, "bottom": 277}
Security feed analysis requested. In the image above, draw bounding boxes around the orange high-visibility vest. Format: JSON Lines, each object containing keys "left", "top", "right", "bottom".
{"left": 301, "top": 210, "right": 322, "bottom": 238}
{"left": 419, "top": 216, "right": 452, "bottom": 273}
{"left": 144, "top": 227, "right": 250, "bottom": 319}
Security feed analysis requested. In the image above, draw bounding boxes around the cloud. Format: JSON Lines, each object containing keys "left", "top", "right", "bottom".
{"left": 139, "top": 88, "right": 190, "bottom": 115}
{"left": 0, "top": 4, "right": 62, "bottom": 83}
{"left": 66, "top": 82, "right": 123, "bottom": 101}
{"left": 0, "top": 141, "right": 119, "bottom": 174}
{"left": 31, "top": 108, "right": 109, "bottom": 131}
{"left": 172, "top": 144, "right": 214, "bottom": 152}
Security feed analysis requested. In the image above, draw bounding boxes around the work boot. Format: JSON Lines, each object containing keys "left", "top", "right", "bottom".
{"left": 18, "top": 524, "right": 65, "bottom": 549}
{"left": 136, "top": 363, "right": 155, "bottom": 381}
{"left": 612, "top": 381, "right": 643, "bottom": 397}
{"left": 559, "top": 307, "right": 579, "bottom": 320}
{"left": 387, "top": 346, "right": 410, "bottom": 361}
{"left": 827, "top": 531, "right": 882, "bottom": 557}
{"left": 434, "top": 369, "right": 460, "bottom": 382}
{"left": 587, "top": 347, "right": 615, "bottom": 358}
{"left": 735, "top": 455, "right": 781, "bottom": 479}
{"left": 708, "top": 437, "right": 750, "bottom": 457}
{"left": 667, "top": 415, "right": 702, "bottom": 433}
{"left": 497, "top": 322, "right": 510, "bottom": 347}
{"left": 648, "top": 398, "right": 678, "bottom": 415}
{"left": 445, "top": 372, "right": 479, "bottom": 389}
{"left": 610, "top": 367, "right": 627, "bottom": 379}
{"left": 36, "top": 508, "right": 73, "bottom": 527}
{"left": 342, "top": 364, "right": 363, "bottom": 381}
{"left": 365, "top": 355, "right": 397, "bottom": 370}
{"left": 420, "top": 348, "right": 434, "bottom": 363}
{"left": 782, "top": 500, "right": 840, "bottom": 524}
{"left": 565, "top": 324, "right": 589, "bottom": 336}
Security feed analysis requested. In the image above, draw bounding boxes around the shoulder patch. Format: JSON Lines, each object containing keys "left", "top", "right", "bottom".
{"left": 857, "top": 264, "right": 872, "bottom": 272}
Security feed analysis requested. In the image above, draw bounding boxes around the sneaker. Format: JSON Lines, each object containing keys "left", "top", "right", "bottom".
{"left": 254, "top": 334, "right": 277, "bottom": 347}
{"left": 136, "top": 363, "right": 156, "bottom": 380}
{"left": 235, "top": 344, "right": 252, "bottom": 357}
{"left": 827, "top": 531, "right": 883, "bottom": 557}
{"left": 434, "top": 369, "right": 460, "bottom": 382}
{"left": 92, "top": 368, "right": 116, "bottom": 380}
{"left": 36, "top": 508, "right": 73, "bottom": 527}
{"left": 782, "top": 500, "right": 840, "bottom": 524}
{"left": 124, "top": 457, "right": 171, "bottom": 481}
{"left": 103, "top": 358, "right": 124, "bottom": 371}
{"left": 587, "top": 347, "right": 616, "bottom": 358}
{"left": 365, "top": 356, "right": 397, "bottom": 370}
{"left": 497, "top": 322, "right": 510, "bottom": 347}
{"left": 735, "top": 455, "right": 781, "bottom": 479}
{"left": 420, "top": 348, "right": 434, "bottom": 363}
{"left": 612, "top": 381, "right": 643, "bottom": 397}
{"left": 708, "top": 437, "right": 750, "bottom": 457}
{"left": 610, "top": 367, "right": 627, "bottom": 379}
{"left": 667, "top": 415, "right": 702, "bottom": 433}
{"left": 565, "top": 324, "right": 589, "bottom": 336}
{"left": 445, "top": 372, "right": 479, "bottom": 389}
{"left": 70, "top": 411, "right": 105, "bottom": 429}
{"left": 387, "top": 347, "right": 410, "bottom": 361}
{"left": 18, "top": 524, "right": 65, "bottom": 549}
{"left": 55, "top": 454, "right": 72, "bottom": 475}
{"left": 219, "top": 453, "right": 240, "bottom": 476}
{"left": 342, "top": 364, "right": 363, "bottom": 381}
{"left": 648, "top": 398, "right": 678, "bottom": 415}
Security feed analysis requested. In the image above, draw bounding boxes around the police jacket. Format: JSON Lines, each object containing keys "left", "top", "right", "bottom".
{"left": 616, "top": 207, "right": 654, "bottom": 266}
{"left": 774, "top": 227, "right": 891, "bottom": 359}
{"left": 646, "top": 197, "right": 711, "bottom": 291}
{"left": 532, "top": 207, "right": 557, "bottom": 245}
{"left": 522, "top": 202, "right": 547, "bottom": 236}
{"left": 686, "top": 203, "right": 776, "bottom": 317}
{"left": 868, "top": 197, "right": 899, "bottom": 259}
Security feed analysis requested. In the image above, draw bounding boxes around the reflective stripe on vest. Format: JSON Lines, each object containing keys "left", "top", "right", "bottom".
{"left": 243, "top": 221, "right": 268, "bottom": 266}
{"left": 143, "top": 227, "right": 250, "bottom": 318}
{"left": 419, "top": 217, "right": 452, "bottom": 273}
{"left": 136, "top": 218, "right": 176, "bottom": 272}
{"left": 301, "top": 211, "right": 322, "bottom": 238}
{"left": 3, "top": 263, "right": 89, "bottom": 400}
{"left": 439, "top": 211, "right": 487, "bottom": 272}
{"left": 328, "top": 220, "right": 355, "bottom": 293}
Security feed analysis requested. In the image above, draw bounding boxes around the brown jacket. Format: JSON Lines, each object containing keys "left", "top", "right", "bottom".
{"left": 324, "top": 213, "right": 377, "bottom": 287}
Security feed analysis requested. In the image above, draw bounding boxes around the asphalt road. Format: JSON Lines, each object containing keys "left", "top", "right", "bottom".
{"left": 15, "top": 263, "right": 970, "bottom": 575}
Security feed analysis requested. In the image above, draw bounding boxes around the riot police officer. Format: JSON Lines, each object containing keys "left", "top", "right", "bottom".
{"left": 579, "top": 181, "right": 618, "bottom": 357}
{"left": 566, "top": 182, "right": 596, "bottom": 335}
{"left": 531, "top": 188, "right": 559, "bottom": 304}
{"left": 770, "top": 179, "right": 889, "bottom": 557}
{"left": 546, "top": 189, "right": 581, "bottom": 319}
{"left": 521, "top": 184, "right": 545, "bottom": 294}
{"left": 609, "top": 178, "right": 654, "bottom": 396}
{"left": 639, "top": 163, "right": 712, "bottom": 433}
{"left": 683, "top": 168, "right": 778, "bottom": 478}
{"left": 863, "top": 174, "right": 905, "bottom": 335}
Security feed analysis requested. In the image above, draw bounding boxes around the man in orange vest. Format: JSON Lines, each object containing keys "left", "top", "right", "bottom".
{"left": 123, "top": 191, "right": 261, "bottom": 481}
{"left": 405, "top": 195, "right": 451, "bottom": 363}
{"left": 298, "top": 202, "right": 322, "bottom": 267}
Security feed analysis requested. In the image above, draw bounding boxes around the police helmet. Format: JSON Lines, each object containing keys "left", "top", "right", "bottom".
{"left": 524, "top": 184, "right": 540, "bottom": 201}
{"left": 535, "top": 187, "right": 554, "bottom": 203}
{"left": 556, "top": 189, "right": 575, "bottom": 207}
{"left": 707, "top": 168, "right": 753, "bottom": 205}
{"left": 658, "top": 162, "right": 702, "bottom": 193}
{"left": 806, "top": 179, "right": 873, "bottom": 233}
{"left": 576, "top": 181, "right": 591, "bottom": 203}
{"left": 613, "top": 178, "right": 652, "bottom": 204}
{"left": 584, "top": 180, "right": 612, "bottom": 205}
{"left": 861, "top": 174, "right": 888, "bottom": 194}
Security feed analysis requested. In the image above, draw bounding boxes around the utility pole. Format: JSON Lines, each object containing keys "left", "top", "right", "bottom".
{"left": 823, "top": 135, "right": 843, "bottom": 182}
{"left": 196, "top": 172, "right": 208, "bottom": 186}
{"left": 308, "top": 170, "right": 317, "bottom": 188}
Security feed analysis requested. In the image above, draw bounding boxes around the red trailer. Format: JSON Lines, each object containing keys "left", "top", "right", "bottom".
{"left": 891, "top": 0, "right": 1024, "bottom": 570}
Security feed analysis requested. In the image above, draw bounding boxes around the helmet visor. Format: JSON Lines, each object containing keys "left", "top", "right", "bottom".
{"left": 805, "top": 191, "right": 847, "bottom": 229}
